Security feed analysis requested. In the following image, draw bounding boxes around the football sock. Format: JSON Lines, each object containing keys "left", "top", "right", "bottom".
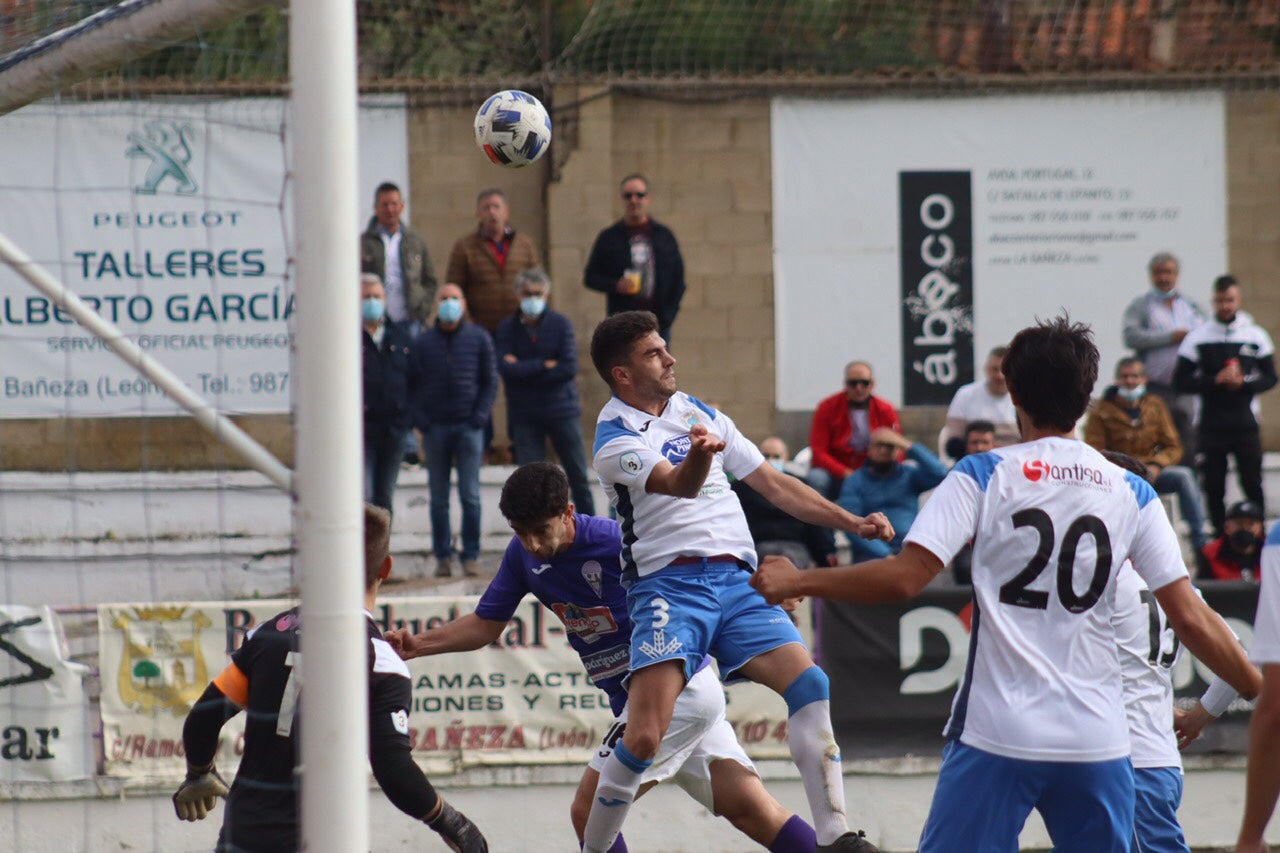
{"left": 784, "top": 667, "right": 849, "bottom": 845}
{"left": 581, "top": 743, "right": 650, "bottom": 853}
{"left": 769, "top": 814, "right": 817, "bottom": 853}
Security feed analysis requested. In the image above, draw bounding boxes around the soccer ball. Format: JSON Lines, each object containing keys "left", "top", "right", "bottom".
{"left": 474, "top": 90, "right": 551, "bottom": 168}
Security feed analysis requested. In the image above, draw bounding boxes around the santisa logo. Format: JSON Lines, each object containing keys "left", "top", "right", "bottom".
{"left": 1022, "top": 458, "right": 1107, "bottom": 486}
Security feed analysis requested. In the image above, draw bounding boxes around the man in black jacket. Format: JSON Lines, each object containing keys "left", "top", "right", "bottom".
{"left": 361, "top": 273, "right": 413, "bottom": 513}
{"left": 584, "top": 174, "right": 686, "bottom": 345}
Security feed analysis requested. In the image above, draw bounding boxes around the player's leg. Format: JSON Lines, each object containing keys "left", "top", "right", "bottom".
{"left": 917, "top": 740, "right": 1038, "bottom": 853}
{"left": 1035, "top": 756, "right": 1134, "bottom": 853}
{"left": 1130, "top": 767, "right": 1189, "bottom": 853}
{"left": 572, "top": 767, "right": 638, "bottom": 852}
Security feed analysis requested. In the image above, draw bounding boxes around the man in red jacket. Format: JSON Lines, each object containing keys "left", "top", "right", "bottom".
{"left": 805, "top": 361, "right": 902, "bottom": 502}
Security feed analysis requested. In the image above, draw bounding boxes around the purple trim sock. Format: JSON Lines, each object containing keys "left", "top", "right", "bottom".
{"left": 769, "top": 814, "right": 817, "bottom": 853}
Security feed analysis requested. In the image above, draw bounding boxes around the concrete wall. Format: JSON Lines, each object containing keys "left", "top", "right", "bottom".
{"left": 4, "top": 88, "right": 1278, "bottom": 469}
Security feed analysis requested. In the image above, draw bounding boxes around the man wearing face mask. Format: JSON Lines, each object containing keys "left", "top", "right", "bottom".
{"left": 494, "top": 268, "right": 595, "bottom": 516}
{"left": 1084, "top": 356, "right": 1210, "bottom": 564}
{"left": 408, "top": 284, "right": 498, "bottom": 578}
{"left": 1122, "top": 251, "right": 1206, "bottom": 457}
{"left": 835, "top": 428, "right": 948, "bottom": 563}
{"left": 731, "top": 437, "right": 838, "bottom": 570}
{"left": 361, "top": 274, "right": 413, "bottom": 514}
{"left": 1201, "top": 501, "right": 1267, "bottom": 582}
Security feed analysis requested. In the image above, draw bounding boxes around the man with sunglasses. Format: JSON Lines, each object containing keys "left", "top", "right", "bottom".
{"left": 584, "top": 173, "right": 687, "bottom": 345}
{"left": 805, "top": 361, "right": 902, "bottom": 505}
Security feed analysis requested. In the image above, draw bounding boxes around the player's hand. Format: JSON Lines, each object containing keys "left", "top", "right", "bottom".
{"left": 384, "top": 628, "right": 419, "bottom": 660}
{"left": 856, "top": 511, "right": 895, "bottom": 542}
{"left": 687, "top": 424, "right": 726, "bottom": 456}
{"left": 172, "top": 763, "right": 228, "bottom": 821}
{"left": 779, "top": 595, "right": 805, "bottom": 613}
{"left": 750, "top": 555, "right": 804, "bottom": 605}
{"left": 1173, "top": 703, "right": 1213, "bottom": 749}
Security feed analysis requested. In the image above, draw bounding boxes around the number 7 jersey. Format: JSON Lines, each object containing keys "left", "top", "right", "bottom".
{"left": 903, "top": 437, "right": 1188, "bottom": 763}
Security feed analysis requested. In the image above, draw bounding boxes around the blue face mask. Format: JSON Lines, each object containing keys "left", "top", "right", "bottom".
{"left": 520, "top": 296, "right": 547, "bottom": 317}
{"left": 1116, "top": 384, "right": 1146, "bottom": 402}
{"left": 361, "top": 297, "right": 385, "bottom": 324}
{"left": 768, "top": 460, "right": 786, "bottom": 472}
{"left": 437, "top": 298, "right": 463, "bottom": 324}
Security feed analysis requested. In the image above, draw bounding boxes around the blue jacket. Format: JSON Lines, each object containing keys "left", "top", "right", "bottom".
{"left": 407, "top": 320, "right": 497, "bottom": 430}
{"left": 494, "top": 309, "right": 580, "bottom": 421}
{"left": 362, "top": 319, "right": 413, "bottom": 433}
{"left": 837, "top": 443, "right": 949, "bottom": 561}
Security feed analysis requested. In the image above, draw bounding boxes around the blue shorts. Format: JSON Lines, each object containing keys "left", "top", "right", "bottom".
{"left": 920, "top": 740, "right": 1135, "bottom": 853}
{"left": 1132, "top": 767, "right": 1188, "bottom": 853}
{"left": 626, "top": 560, "right": 803, "bottom": 683}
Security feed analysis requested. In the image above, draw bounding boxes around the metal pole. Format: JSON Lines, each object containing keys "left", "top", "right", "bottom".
{"left": 290, "top": 0, "right": 366, "bottom": 849}
{"left": 0, "top": 230, "right": 293, "bottom": 492}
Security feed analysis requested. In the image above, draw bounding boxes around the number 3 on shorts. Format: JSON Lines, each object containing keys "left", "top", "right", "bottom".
{"left": 649, "top": 597, "right": 670, "bottom": 628}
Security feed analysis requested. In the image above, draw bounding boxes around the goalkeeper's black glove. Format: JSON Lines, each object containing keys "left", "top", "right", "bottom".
{"left": 172, "top": 762, "right": 229, "bottom": 821}
{"left": 426, "top": 797, "right": 488, "bottom": 853}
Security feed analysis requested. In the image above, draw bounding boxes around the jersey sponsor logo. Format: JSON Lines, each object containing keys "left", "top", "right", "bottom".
{"left": 619, "top": 451, "right": 643, "bottom": 474}
{"left": 390, "top": 709, "right": 409, "bottom": 735}
{"left": 660, "top": 435, "right": 691, "bottom": 464}
{"left": 1022, "top": 458, "right": 1109, "bottom": 489}
{"left": 581, "top": 560, "right": 604, "bottom": 597}
{"left": 549, "top": 603, "right": 618, "bottom": 642}
{"left": 581, "top": 644, "right": 629, "bottom": 682}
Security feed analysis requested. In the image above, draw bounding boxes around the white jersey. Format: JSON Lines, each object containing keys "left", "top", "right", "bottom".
{"left": 1112, "top": 563, "right": 1182, "bottom": 769}
{"left": 1251, "top": 522, "right": 1280, "bottom": 665}
{"left": 593, "top": 392, "right": 765, "bottom": 581}
{"left": 903, "top": 437, "right": 1188, "bottom": 762}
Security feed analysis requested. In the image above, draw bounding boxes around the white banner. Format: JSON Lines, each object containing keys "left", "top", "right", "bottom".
{"left": 0, "top": 606, "right": 93, "bottom": 782}
{"left": 771, "top": 92, "right": 1227, "bottom": 410}
{"left": 99, "top": 598, "right": 805, "bottom": 781}
{"left": 0, "top": 97, "right": 408, "bottom": 417}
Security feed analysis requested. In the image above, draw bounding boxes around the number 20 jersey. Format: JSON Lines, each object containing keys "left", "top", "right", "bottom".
{"left": 903, "top": 437, "right": 1187, "bottom": 763}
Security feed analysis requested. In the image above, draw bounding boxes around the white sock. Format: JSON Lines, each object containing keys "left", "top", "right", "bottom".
{"left": 788, "top": 699, "right": 849, "bottom": 845}
{"left": 581, "top": 744, "right": 649, "bottom": 853}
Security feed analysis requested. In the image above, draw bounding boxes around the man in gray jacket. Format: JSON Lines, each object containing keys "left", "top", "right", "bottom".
{"left": 361, "top": 181, "right": 438, "bottom": 327}
{"left": 1122, "top": 251, "right": 1206, "bottom": 456}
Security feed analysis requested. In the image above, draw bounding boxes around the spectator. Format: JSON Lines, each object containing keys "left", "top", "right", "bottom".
{"left": 494, "top": 268, "right": 595, "bottom": 516}
{"left": 1174, "top": 274, "right": 1277, "bottom": 536}
{"left": 836, "top": 427, "right": 947, "bottom": 562}
{"left": 1122, "top": 251, "right": 1206, "bottom": 456}
{"left": 960, "top": 420, "right": 995, "bottom": 457}
{"left": 360, "top": 273, "right": 413, "bottom": 514}
{"left": 445, "top": 188, "right": 542, "bottom": 335}
{"left": 731, "top": 437, "right": 838, "bottom": 569}
{"left": 1201, "top": 500, "right": 1266, "bottom": 583}
{"left": 938, "top": 347, "right": 1018, "bottom": 459}
{"left": 408, "top": 284, "right": 497, "bottom": 578}
{"left": 584, "top": 173, "right": 686, "bottom": 344}
{"left": 805, "top": 360, "right": 901, "bottom": 502}
{"left": 1084, "top": 356, "right": 1209, "bottom": 560}
{"left": 360, "top": 181, "right": 437, "bottom": 326}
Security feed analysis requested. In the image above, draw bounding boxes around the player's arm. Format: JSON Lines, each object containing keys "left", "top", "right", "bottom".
{"left": 173, "top": 666, "right": 245, "bottom": 821}
{"left": 1238, "top": 663, "right": 1280, "bottom": 852}
{"left": 386, "top": 612, "right": 506, "bottom": 661}
{"left": 751, "top": 543, "right": 943, "bottom": 605}
{"left": 740, "top": 461, "right": 893, "bottom": 542}
{"left": 643, "top": 424, "right": 724, "bottom": 498}
{"left": 1153, "top": 578, "right": 1261, "bottom": 699}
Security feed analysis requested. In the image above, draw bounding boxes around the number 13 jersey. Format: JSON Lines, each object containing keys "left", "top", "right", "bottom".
{"left": 903, "top": 437, "right": 1187, "bottom": 763}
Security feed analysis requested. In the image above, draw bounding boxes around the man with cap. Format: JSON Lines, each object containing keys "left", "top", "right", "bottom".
{"left": 1200, "top": 500, "right": 1266, "bottom": 582}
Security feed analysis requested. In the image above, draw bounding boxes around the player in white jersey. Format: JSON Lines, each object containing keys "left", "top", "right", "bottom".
{"left": 584, "top": 311, "right": 892, "bottom": 853}
{"left": 753, "top": 316, "right": 1259, "bottom": 852}
{"left": 1238, "top": 520, "right": 1280, "bottom": 852}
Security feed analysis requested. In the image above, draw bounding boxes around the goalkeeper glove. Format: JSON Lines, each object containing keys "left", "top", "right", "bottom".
{"left": 172, "top": 762, "right": 229, "bottom": 821}
{"left": 426, "top": 798, "right": 488, "bottom": 853}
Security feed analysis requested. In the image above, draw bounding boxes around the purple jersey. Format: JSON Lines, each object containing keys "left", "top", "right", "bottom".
{"left": 476, "top": 514, "right": 632, "bottom": 715}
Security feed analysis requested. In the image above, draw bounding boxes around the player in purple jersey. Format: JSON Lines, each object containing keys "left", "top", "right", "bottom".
{"left": 387, "top": 463, "right": 816, "bottom": 852}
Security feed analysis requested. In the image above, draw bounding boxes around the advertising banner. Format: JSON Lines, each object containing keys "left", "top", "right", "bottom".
{"left": 99, "top": 597, "right": 805, "bottom": 782}
{"left": 0, "top": 605, "right": 93, "bottom": 782}
{"left": 772, "top": 92, "right": 1227, "bottom": 411}
{"left": 0, "top": 97, "right": 407, "bottom": 418}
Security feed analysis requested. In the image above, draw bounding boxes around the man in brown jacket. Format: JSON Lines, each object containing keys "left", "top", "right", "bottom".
{"left": 1084, "top": 356, "right": 1209, "bottom": 560}
{"left": 445, "top": 189, "right": 542, "bottom": 335}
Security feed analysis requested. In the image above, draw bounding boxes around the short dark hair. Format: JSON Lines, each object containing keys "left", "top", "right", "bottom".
{"left": 364, "top": 503, "right": 392, "bottom": 590}
{"left": 374, "top": 182, "right": 401, "bottom": 200}
{"left": 1213, "top": 274, "right": 1238, "bottom": 294}
{"left": 590, "top": 311, "right": 659, "bottom": 388}
{"left": 1002, "top": 316, "right": 1098, "bottom": 433}
{"left": 499, "top": 463, "right": 570, "bottom": 528}
{"left": 964, "top": 419, "right": 996, "bottom": 438}
{"left": 619, "top": 173, "right": 649, "bottom": 190}
{"left": 987, "top": 346, "right": 1008, "bottom": 360}
{"left": 476, "top": 188, "right": 507, "bottom": 205}
{"left": 1100, "top": 449, "right": 1149, "bottom": 481}
{"left": 1114, "top": 355, "right": 1144, "bottom": 376}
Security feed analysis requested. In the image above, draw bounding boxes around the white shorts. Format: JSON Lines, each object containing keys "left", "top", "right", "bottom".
{"left": 587, "top": 665, "right": 756, "bottom": 811}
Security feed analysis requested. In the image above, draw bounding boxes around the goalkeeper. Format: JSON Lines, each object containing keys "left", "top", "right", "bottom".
{"left": 173, "top": 503, "right": 487, "bottom": 852}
